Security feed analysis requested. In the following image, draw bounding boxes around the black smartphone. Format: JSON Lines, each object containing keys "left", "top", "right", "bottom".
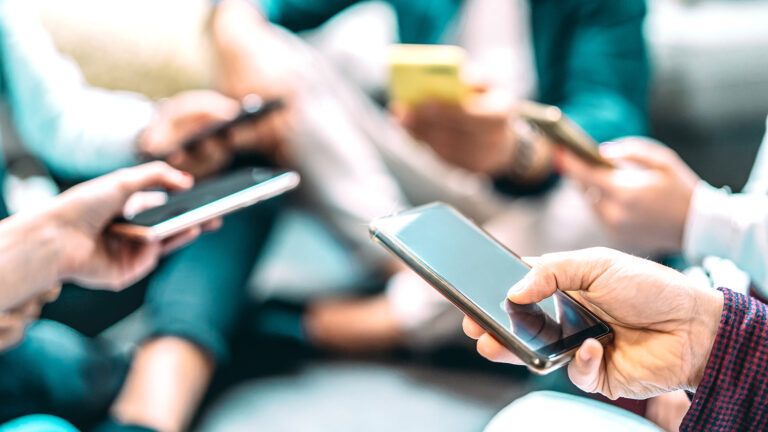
{"left": 153, "top": 97, "right": 285, "bottom": 160}
{"left": 369, "top": 202, "right": 612, "bottom": 374}
{"left": 111, "top": 168, "right": 299, "bottom": 241}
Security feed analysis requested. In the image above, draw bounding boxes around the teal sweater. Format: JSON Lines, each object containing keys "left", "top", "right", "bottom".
{"left": 259, "top": 0, "right": 650, "bottom": 142}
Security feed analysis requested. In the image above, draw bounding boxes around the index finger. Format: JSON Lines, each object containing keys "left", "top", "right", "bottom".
{"left": 507, "top": 248, "right": 616, "bottom": 305}
{"left": 114, "top": 162, "right": 194, "bottom": 198}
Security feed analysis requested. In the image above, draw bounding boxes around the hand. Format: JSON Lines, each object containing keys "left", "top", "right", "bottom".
{"left": 49, "top": 162, "right": 217, "bottom": 290}
{"left": 559, "top": 138, "right": 699, "bottom": 253}
{"left": 394, "top": 91, "right": 516, "bottom": 176}
{"left": 139, "top": 90, "right": 240, "bottom": 178}
{"left": 462, "top": 247, "right": 724, "bottom": 400}
{"left": 0, "top": 285, "right": 60, "bottom": 351}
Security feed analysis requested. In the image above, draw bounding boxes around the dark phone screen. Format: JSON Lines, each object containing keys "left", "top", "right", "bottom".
{"left": 379, "top": 205, "right": 607, "bottom": 354}
{"left": 123, "top": 168, "right": 278, "bottom": 227}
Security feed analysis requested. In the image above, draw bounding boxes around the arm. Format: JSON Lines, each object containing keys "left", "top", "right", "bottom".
{"left": 556, "top": 0, "right": 649, "bottom": 142}
{"left": 681, "top": 288, "right": 768, "bottom": 431}
{"left": 684, "top": 183, "right": 768, "bottom": 294}
{"left": 0, "top": 163, "right": 203, "bottom": 310}
{"left": 0, "top": 0, "right": 153, "bottom": 179}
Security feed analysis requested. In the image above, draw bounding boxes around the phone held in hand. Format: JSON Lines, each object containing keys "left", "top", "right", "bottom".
{"left": 515, "top": 101, "right": 615, "bottom": 168}
{"left": 151, "top": 97, "right": 286, "bottom": 160}
{"left": 369, "top": 203, "right": 612, "bottom": 375}
{"left": 111, "top": 168, "right": 299, "bottom": 241}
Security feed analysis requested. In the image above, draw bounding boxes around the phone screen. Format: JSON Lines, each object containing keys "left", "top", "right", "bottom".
{"left": 123, "top": 168, "right": 281, "bottom": 227}
{"left": 373, "top": 204, "right": 609, "bottom": 357}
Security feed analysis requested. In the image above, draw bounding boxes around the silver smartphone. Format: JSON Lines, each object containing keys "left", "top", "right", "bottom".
{"left": 515, "top": 101, "right": 614, "bottom": 168}
{"left": 369, "top": 203, "right": 612, "bottom": 374}
{"left": 111, "top": 168, "right": 299, "bottom": 241}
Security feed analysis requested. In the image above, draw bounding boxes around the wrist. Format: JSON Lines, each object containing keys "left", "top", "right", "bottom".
{"left": 1, "top": 208, "right": 69, "bottom": 292}
{"left": 686, "top": 287, "right": 724, "bottom": 391}
{"left": 500, "top": 122, "right": 554, "bottom": 183}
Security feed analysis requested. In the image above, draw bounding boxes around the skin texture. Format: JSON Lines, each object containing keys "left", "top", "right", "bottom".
{"left": 209, "top": 0, "right": 295, "bottom": 162}
{"left": 463, "top": 248, "right": 724, "bottom": 400}
{"left": 111, "top": 337, "right": 214, "bottom": 432}
{"left": 139, "top": 88, "right": 288, "bottom": 179}
{"left": 140, "top": 90, "right": 240, "bottom": 179}
{"left": 559, "top": 138, "right": 699, "bottom": 254}
{"left": 394, "top": 92, "right": 554, "bottom": 181}
{"left": 0, "top": 162, "right": 214, "bottom": 350}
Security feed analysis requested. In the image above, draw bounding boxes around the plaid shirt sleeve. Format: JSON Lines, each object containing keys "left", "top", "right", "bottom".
{"left": 681, "top": 288, "right": 768, "bottom": 431}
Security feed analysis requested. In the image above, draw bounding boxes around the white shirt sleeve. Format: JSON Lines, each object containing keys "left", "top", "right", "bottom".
{"left": 0, "top": 0, "right": 154, "bottom": 179}
{"left": 684, "top": 180, "right": 768, "bottom": 293}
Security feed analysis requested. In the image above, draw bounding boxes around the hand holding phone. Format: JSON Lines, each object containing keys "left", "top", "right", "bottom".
{"left": 369, "top": 203, "right": 612, "bottom": 374}
{"left": 140, "top": 92, "right": 286, "bottom": 177}
{"left": 515, "top": 101, "right": 614, "bottom": 168}
{"left": 111, "top": 168, "right": 299, "bottom": 241}
{"left": 174, "top": 96, "right": 285, "bottom": 158}
{"left": 463, "top": 247, "right": 724, "bottom": 401}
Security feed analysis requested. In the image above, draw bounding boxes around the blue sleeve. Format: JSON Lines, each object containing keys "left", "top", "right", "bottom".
{"left": 558, "top": 0, "right": 650, "bottom": 142}
{"left": 253, "top": 0, "right": 360, "bottom": 32}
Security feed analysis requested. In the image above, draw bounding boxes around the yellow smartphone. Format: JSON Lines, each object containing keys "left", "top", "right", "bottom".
{"left": 515, "top": 101, "right": 615, "bottom": 168}
{"left": 388, "top": 44, "right": 468, "bottom": 107}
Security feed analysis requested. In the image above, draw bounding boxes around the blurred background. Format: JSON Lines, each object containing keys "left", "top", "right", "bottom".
{"left": 2, "top": 0, "right": 768, "bottom": 430}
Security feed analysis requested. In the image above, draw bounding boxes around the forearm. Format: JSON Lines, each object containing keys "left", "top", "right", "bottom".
{"left": 0, "top": 211, "right": 64, "bottom": 310}
{"left": 210, "top": 0, "right": 294, "bottom": 97}
{"left": 682, "top": 288, "right": 768, "bottom": 431}
{"left": 684, "top": 182, "right": 768, "bottom": 292}
{"left": 0, "top": 0, "right": 149, "bottom": 179}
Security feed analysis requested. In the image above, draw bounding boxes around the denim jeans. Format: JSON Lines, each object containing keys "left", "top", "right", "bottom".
{"left": 0, "top": 199, "right": 281, "bottom": 426}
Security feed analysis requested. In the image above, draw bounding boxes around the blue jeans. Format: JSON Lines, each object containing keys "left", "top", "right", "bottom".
{"left": 0, "top": 200, "right": 281, "bottom": 426}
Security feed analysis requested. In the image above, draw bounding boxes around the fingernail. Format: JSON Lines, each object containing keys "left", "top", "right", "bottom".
{"left": 507, "top": 283, "right": 523, "bottom": 299}
{"left": 507, "top": 274, "right": 532, "bottom": 299}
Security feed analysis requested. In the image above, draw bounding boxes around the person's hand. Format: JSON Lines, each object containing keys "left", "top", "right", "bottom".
{"left": 462, "top": 247, "right": 724, "bottom": 400}
{"left": 394, "top": 90, "right": 516, "bottom": 176}
{"left": 48, "top": 162, "right": 219, "bottom": 290}
{"left": 0, "top": 285, "right": 60, "bottom": 350}
{"left": 559, "top": 138, "right": 699, "bottom": 253}
{"left": 139, "top": 90, "right": 240, "bottom": 178}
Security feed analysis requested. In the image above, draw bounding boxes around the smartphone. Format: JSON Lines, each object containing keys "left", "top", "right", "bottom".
{"left": 369, "top": 203, "right": 612, "bottom": 374}
{"left": 152, "top": 97, "right": 285, "bottom": 160}
{"left": 111, "top": 168, "right": 299, "bottom": 241}
{"left": 515, "top": 101, "right": 614, "bottom": 168}
{"left": 389, "top": 44, "right": 468, "bottom": 106}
